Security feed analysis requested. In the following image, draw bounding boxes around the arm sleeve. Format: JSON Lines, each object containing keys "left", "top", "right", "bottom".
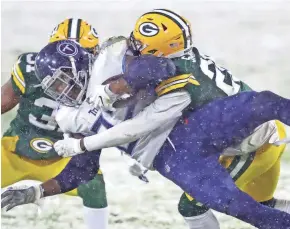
{"left": 53, "top": 150, "right": 101, "bottom": 193}
{"left": 83, "top": 91, "right": 191, "bottom": 151}
{"left": 124, "top": 55, "right": 176, "bottom": 94}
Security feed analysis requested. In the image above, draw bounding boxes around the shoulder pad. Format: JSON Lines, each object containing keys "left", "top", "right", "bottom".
{"left": 11, "top": 52, "right": 38, "bottom": 94}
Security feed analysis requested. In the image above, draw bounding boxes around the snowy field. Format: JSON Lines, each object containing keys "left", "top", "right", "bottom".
{"left": 1, "top": 0, "right": 290, "bottom": 228}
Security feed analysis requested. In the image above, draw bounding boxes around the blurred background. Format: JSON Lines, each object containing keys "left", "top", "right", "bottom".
{"left": 1, "top": 0, "right": 290, "bottom": 228}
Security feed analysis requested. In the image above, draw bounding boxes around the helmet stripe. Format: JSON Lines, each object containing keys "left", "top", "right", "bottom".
{"left": 145, "top": 11, "right": 188, "bottom": 49}
{"left": 76, "top": 19, "right": 82, "bottom": 42}
{"left": 69, "top": 18, "right": 79, "bottom": 39}
{"left": 67, "top": 18, "right": 72, "bottom": 38}
{"left": 153, "top": 9, "right": 191, "bottom": 49}
{"left": 157, "top": 9, "right": 192, "bottom": 46}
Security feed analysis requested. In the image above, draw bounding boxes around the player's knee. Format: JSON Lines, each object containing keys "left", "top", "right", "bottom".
{"left": 178, "top": 193, "right": 209, "bottom": 217}
{"left": 77, "top": 174, "right": 107, "bottom": 208}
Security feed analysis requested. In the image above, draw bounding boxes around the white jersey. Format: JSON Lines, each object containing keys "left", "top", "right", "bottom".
{"left": 55, "top": 37, "right": 157, "bottom": 155}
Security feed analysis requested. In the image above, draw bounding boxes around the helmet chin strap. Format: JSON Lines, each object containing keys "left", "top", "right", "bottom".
{"left": 165, "top": 46, "right": 193, "bottom": 59}
{"left": 69, "top": 56, "right": 78, "bottom": 78}
{"left": 68, "top": 56, "right": 88, "bottom": 105}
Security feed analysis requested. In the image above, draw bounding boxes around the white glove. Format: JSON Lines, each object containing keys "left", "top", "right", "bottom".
{"left": 86, "top": 84, "right": 117, "bottom": 111}
{"left": 272, "top": 137, "right": 290, "bottom": 146}
{"left": 54, "top": 137, "right": 85, "bottom": 157}
{"left": 128, "top": 160, "right": 149, "bottom": 183}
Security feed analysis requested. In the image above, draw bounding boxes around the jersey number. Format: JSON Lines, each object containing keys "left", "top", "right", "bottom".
{"left": 26, "top": 54, "right": 35, "bottom": 72}
{"left": 29, "top": 97, "right": 60, "bottom": 131}
{"left": 199, "top": 55, "right": 240, "bottom": 95}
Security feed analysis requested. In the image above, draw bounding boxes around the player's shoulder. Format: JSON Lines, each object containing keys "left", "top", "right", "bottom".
{"left": 13, "top": 52, "right": 38, "bottom": 76}
{"left": 16, "top": 52, "right": 38, "bottom": 67}
{"left": 10, "top": 52, "right": 39, "bottom": 94}
{"left": 13, "top": 52, "right": 37, "bottom": 74}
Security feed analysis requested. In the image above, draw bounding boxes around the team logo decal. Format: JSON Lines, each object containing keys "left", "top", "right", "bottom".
{"left": 57, "top": 41, "right": 78, "bottom": 57}
{"left": 139, "top": 22, "right": 159, "bottom": 37}
{"left": 30, "top": 138, "right": 53, "bottom": 153}
{"left": 91, "top": 28, "right": 99, "bottom": 38}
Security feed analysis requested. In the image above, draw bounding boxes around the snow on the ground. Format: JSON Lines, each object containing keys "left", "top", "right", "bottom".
{"left": 2, "top": 150, "right": 290, "bottom": 229}
{"left": 1, "top": 0, "right": 290, "bottom": 228}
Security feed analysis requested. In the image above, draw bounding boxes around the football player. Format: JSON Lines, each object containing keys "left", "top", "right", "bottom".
{"left": 18, "top": 39, "right": 290, "bottom": 229}
{"left": 1, "top": 19, "right": 109, "bottom": 229}
{"left": 127, "top": 9, "right": 290, "bottom": 228}
{"left": 3, "top": 10, "right": 290, "bottom": 229}
{"left": 51, "top": 10, "right": 290, "bottom": 228}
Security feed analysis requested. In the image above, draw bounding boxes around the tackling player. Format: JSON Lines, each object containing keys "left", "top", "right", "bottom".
{"left": 1, "top": 19, "right": 109, "bottom": 229}
{"left": 14, "top": 39, "right": 290, "bottom": 229}
{"left": 51, "top": 10, "right": 290, "bottom": 228}
{"left": 2, "top": 9, "right": 290, "bottom": 229}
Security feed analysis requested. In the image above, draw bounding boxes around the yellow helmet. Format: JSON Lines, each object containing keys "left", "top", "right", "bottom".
{"left": 130, "top": 9, "right": 192, "bottom": 57}
{"left": 49, "top": 18, "right": 99, "bottom": 55}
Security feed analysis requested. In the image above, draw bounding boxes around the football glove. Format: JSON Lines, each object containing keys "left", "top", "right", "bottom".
{"left": 1, "top": 185, "right": 43, "bottom": 211}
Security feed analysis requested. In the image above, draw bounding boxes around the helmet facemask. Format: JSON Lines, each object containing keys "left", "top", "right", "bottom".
{"left": 41, "top": 64, "right": 88, "bottom": 107}
{"left": 129, "top": 32, "right": 149, "bottom": 56}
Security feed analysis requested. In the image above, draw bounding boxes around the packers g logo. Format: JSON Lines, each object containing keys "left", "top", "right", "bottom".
{"left": 139, "top": 22, "right": 159, "bottom": 37}
{"left": 30, "top": 138, "right": 53, "bottom": 153}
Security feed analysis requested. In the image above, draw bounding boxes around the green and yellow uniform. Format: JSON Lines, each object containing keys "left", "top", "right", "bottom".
{"left": 2, "top": 53, "right": 106, "bottom": 208}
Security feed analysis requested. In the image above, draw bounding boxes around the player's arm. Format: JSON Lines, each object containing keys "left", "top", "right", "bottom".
{"left": 89, "top": 55, "right": 177, "bottom": 109}
{"left": 1, "top": 150, "right": 100, "bottom": 211}
{"left": 84, "top": 91, "right": 190, "bottom": 150}
{"left": 1, "top": 79, "right": 20, "bottom": 114}
{"left": 54, "top": 91, "right": 191, "bottom": 157}
{"left": 2, "top": 54, "right": 30, "bottom": 114}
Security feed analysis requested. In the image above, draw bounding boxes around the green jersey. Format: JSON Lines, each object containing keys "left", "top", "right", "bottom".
{"left": 4, "top": 52, "right": 63, "bottom": 159}
{"left": 155, "top": 48, "right": 252, "bottom": 109}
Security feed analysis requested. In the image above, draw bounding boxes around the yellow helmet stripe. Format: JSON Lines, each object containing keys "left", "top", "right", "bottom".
{"left": 153, "top": 9, "right": 191, "bottom": 49}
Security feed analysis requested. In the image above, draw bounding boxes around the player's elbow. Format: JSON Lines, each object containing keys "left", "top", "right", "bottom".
{"left": 1, "top": 82, "right": 20, "bottom": 114}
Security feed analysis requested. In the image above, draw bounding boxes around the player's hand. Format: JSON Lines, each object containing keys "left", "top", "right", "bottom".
{"left": 86, "top": 85, "right": 117, "bottom": 112}
{"left": 54, "top": 137, "right": 85, "bottom": 157}
{"left": 128, "top": 160, "right": 149, "bottom": 183}
{"left": 1, "top": 185, "right": 43, "bottom": 211}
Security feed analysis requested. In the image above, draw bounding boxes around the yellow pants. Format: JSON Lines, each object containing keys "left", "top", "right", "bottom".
{"left": 1, "top": 135, "right": 100, "bottom": 196}
{"left": 186, "top": 120, "right": 287, "bottom": 202}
